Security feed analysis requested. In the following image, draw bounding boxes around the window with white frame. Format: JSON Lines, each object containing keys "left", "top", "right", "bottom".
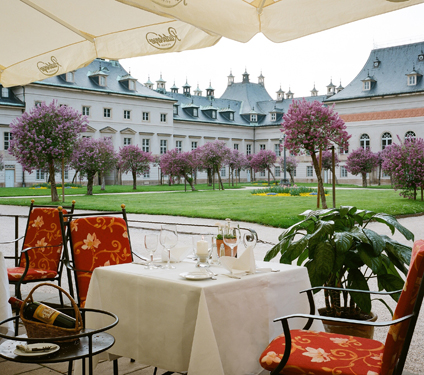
{"left": 191, "top": 141, "right": 197, "bottom": 150}
{"left": 142, "top": 112, "right": 150, "bottom": 121}
{"left": 250, "top": 114, "right": 257, "bottom": 122}
{"left": 36, "top": 169, "right": 45, "bottom": 180}
{"left": 271, "top": 113, "right": 276, "bottom": 121}
{"left": 381, "top": 132, "right": 392, "bottom": 150}
{"left": 160, "top": 113, "right": 167, "bottom": 123}
{"left": 234, "top": 143, "right": 239, "bottom": 150}
{"left": 99, "top": 76, "right": 107, "bottom": 86}
{"left": 408, "top": 75, "right": 417, "bottom": 86}
{"left": 64, "top": 169, "right": 69, "bottom": 180}
{"left": 82, "top": 106, "right": 90, "bottom": 116}
{"left": 128, "top": 80, "right": 136, "bottom": 91}
{"left": 339, "top": 145, "right": 349, "bottom": 154}
{"left": 260, "top": 144, "right": 266, "bottom": 150}
{"left": 307, "top": 166, "right": 313, "bottom": 177}
{"left": 274, "top": 144, "right": 281, "bottom": 156}
{"left": 360, "top": 134, "right": 370, "bottom": 149}
{"left": 405, "top": 131, "right": 416, "bottom": 140}
{"left": 1, "top": 87, "right": 9, "bottom": 97}
{"left": 35, "top": 101, "right": 42, "bottom": 107}
{"left": 104, "top": 108, "right": 111, "bottom": 118}
{"left": 246, "top": 144, "right": 252, "bottom": 155}
{"left": 173, "top": 106, "right": 178, "bottom": 115}
{"left": 229, "top": 112, "right": 234, "bottom": 121}
{"left": 176, "top": 140, "right": 182, "bottom": 152}
{"left": 363, "top": 81, "right": 370, "bottom": 91}
{"left": 260, "top": 170, "right": 266, "bottom": 177}
{"left": 4, "top": 132, "right": 12, "bottom": 150}
{"left": 221, "top": 167, "right": 226, "bottom": 177}
{"left": 66, "top": 72, "right": 74, "bottom": 82}
{"left": 293, "top": 168, "right": 296, "bottom": 177}
{"left": 340, "top": 166, "right": 348, "bottom": 178}
{"left": 124, "top": 138, "right": 131, "bottom": 145}
{"left": 143, "top": 171, "right": 150, "bottom": 178}
{"left": 211, "top": 111, "right": 217, "bottom": 119}
{"left": 124, "top": 110, "right": 131, "bottom": 120}
{"left": 142, "top": 139, "right": 150, "bottom": 152}
{"left": 160, "top": 140, "right": 167, "bottom": 154}
{"left": 193, "top": 108, "right": 198, "bottom": 117}
{"left": 275, "top": 166, "right": 281, "bottom": 177}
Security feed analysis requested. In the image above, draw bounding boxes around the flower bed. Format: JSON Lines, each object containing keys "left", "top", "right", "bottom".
{"left": 251, "top": 185, "right": 327, "bottom": 197}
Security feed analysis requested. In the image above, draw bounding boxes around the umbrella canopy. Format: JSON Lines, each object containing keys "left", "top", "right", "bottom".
{"left": 0, "top": 0, "right": 220, "bottom": 87}
{"left": 120, "top": 0, "right": 424, "bottom": 43}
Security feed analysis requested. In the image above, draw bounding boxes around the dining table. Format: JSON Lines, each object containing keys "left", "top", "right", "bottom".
{"left": 83, "top": 259, "right": 323, "bottom": 375}
{"left": 0, "top": 252, "right": 14, "bottom": 340}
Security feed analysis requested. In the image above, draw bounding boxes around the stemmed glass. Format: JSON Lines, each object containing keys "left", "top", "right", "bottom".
{"left": 160, "top": 225, "right": 178, "bottom": 269}
{"left": 243, "top": 229, "right": 257, "bottom": 250}
{"left": 144, "top": 234, "right": 158, "bottom": 269}
{"left": 223, "top": 225, "right": 241, "bottom": 257}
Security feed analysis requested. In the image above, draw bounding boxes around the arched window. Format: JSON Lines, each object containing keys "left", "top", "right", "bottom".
{"left": 360, "top": 134, "right": 370, "bottom": 149}
{"left": 405, "top": 131, "right": 416, "bottom": 140}
{"left": 381, "top": 132, "right": 392, "bottom": 150}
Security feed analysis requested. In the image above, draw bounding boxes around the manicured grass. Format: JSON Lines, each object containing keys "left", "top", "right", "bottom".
{"left": 1, "top": 188, "right": 423, "bottom": 228}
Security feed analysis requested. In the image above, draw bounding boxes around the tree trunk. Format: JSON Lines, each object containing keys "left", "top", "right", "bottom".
{"left": 310, "top": 152, "right": 327, "bottom": 209}
{"left": 48, "top": 161, "right": 59, "bottom": 202}
{"left": 361, "top": 172, "right": 367, "bottom": 188}
{"left": 216, "top": 166, "right": 225, "bottom": 190}
{"left": 100, "top": 172, "right": 106, "bottom": 190}
{"left": 378, "top": 163, "right": 382, "bottom": 186}
{"left": 267, "top": 167, "right": 275, "bottom": 183}
{"left": 289, "top": 171, "right": 295, "bottom": 185}
{"left": 183, "top": 173, "right": 196, "bottom": 191}
{"left": 207, "top": 168, "right": 212, "bottom": 186}
{"left": 414, "top": 186, "right": 417, "bottom": 200}
{"left": 132, "top": 170, "right": 137, "bottom": 190}
{"left": 87, "top": 174, "right": 94, "bottom": 195}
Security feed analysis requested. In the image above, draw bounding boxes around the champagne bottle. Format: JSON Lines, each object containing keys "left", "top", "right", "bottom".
{"left": 8, "top": 297, "right": 76, "bottom": 329}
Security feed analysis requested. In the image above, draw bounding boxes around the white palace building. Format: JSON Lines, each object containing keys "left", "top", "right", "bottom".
{"left": 0, "top": 40, "right": 423, "bottom": 187}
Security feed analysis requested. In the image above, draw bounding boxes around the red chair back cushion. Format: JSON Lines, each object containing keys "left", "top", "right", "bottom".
{"left": 19, "top": 207, "right": 67, "bottom": 272}
{"left": 69, "top": 216, "right": 132, "bottom": 306}
{"left": 381, "top": 239, "right": 424, "bottom": 373}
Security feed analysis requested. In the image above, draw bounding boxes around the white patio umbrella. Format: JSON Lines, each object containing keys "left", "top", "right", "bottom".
{"left": 120, "top": 0, "right": 424, "bottom": 43}
{"left": 0, "top": 0, "right": 220, "bottom": 87}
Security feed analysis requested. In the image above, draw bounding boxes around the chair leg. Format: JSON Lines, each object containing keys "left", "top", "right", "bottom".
{"left": 68, "top": 361, "right": 73, "bottom": 375}
{"left": 130, "top": 358, "right": 135, "bottom": 362}
{"left": 15, "top": 283, "right": 22, "bottom": 300}
{"left": 113, "top": 358, "right": 119, "bottom": 375}
{"left": 153, "top": 367, "right": 158, "bottom": 375}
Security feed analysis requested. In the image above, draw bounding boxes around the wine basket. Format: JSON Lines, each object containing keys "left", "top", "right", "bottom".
{"left": 20, "top": 283, "right": 83, "bottom": 343}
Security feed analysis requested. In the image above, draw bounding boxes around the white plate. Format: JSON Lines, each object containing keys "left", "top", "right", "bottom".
{"left": 179, "top": 272, "right": 212, "bottom": 280}
{"left": 14, "top": 343, "right": 60, "bottom": 357}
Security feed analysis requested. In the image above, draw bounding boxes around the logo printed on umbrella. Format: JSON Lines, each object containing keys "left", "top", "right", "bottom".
{"left": 151, "top": 0, "right": 186, "bottom": 8}
{"left": 146, "top": 27, "right": 181, "bottom": 50}
{"left": 37, "top": 57, "right": 62, "bottom": 76}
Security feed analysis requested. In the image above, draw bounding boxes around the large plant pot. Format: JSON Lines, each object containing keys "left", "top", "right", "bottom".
{"left": 216, "top": 239, "right": 238, "bottom": 257}
{"left": 318, "top": 308, "right": 378, "bottom": 339}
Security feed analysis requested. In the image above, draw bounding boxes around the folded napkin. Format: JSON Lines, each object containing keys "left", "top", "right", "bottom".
{"left": 161, "top": 246, "right": 191, "bottom": 262}
{"left": 220, "top": 245, "right": 256, "bottom": 275}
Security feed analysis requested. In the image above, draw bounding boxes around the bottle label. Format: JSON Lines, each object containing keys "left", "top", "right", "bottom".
{"left": 33, "top": 305, "right": 60, "bottom": 325}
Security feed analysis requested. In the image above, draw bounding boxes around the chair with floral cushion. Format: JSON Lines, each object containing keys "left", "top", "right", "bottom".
{"left": 4, "top": 199, "right": 75, "bottom": 304}
{"left": 59, "top": 204, "right": 137, "bottom": 308}
{"left": 259, "top": 239, "right": 424, "bottom": 375}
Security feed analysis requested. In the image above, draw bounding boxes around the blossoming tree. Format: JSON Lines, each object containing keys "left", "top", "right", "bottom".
{"left": 70, "top": 137, "right": 118, "bottom": 195}
{"left": 345, "top": 148, "right": 379, "bottom": 187}
{"left": 9, "top": 101, "right": 87, "bottom": 201}
{"left": 282, "top": 155, "right": 298, "bottom": 185}
{"left": 160, "top": 149, "right": 199, "bottom": 191}
{"left": 382, "top": 137, "right": 424, "bottom": 200}
{"left": 119, "top": 145, "right": 153, "bottom": 190}
{"left": 282, "top": 99, "right": 350, "bottom": 208}
{"left": 250, "top": 149, "right": 277, "bottom": 185}
{"left": 227, "top": 149, "right": 247, "bottom": 186}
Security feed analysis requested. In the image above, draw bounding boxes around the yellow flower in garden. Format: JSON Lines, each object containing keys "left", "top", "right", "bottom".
{"left": 82, "top": 233, "right": 101, "bottom": 251}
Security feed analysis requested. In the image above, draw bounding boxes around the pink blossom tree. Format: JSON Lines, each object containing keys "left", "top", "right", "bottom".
{"left": 345, "top": 148, "right": 379, "bottom": 187}
{"left": 282, "top": 155, "right": 298, "bottom": 185}
{"left": 9, "top": 101, "right": 87, "bottom": 201}
{"left": 196, "top": 141, "right": 231, "bottom": 190}
{"left": 70, "top": 137, "right": 118, "bottom": 195}
{"left": 250, "top": 150, "right": 277, "bottom": 185}
{"left": 282, "top": 99, "right": 350, "bottom": 208}
{"left": 227, "top": 149, "right": 246, "bottom": 186}
{"left": 160, "top": 149, "right": 199, "bottom": 191}
{"left": 119, "top": 145, "right": 153, "bottom": 190}
{"left": 381, "top": 137, "right": 424, "bottom": 200}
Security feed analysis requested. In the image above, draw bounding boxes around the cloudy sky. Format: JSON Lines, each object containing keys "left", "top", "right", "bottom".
{"left": 121, "top": 4, "right": 424, "bottom": 99}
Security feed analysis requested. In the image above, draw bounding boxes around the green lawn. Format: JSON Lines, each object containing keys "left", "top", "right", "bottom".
{"left": 1, "top": 187, "right": 423, "bottom": 228}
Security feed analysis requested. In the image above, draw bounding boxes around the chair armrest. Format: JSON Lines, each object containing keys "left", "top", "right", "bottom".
{"left": 132, "top": 252, "right": 148, "bottom": 261}
{"left": 21, "top": 243, "right": 62, "bottom": 253}
{"left": 0, "top": 235, "right": 25, "bottom": 245}
{"left": 300, "top": 285, "right": 403, "bottom": 296}
{"left": 269, "top": 312, "right": 413, "bottom": 375}
{"left": 64, "top": 259, "right": 93, "bottom": 274}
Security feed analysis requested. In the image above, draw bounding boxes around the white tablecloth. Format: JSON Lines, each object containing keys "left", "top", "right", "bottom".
{"left": 0, "top": 252, "right": 14, "bottom": 339}
{"left": 84, "top": 260, "right": 322, "bottom": 375}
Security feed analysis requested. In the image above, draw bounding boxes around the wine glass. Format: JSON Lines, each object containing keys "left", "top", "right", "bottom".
{"left": 243, "top": 229, "right": 258, "bottom": 250}
{"left": 144, "top": 234, "right": 158, "bottom": 269}
{"left": 223, "top": 225, "right": 241, "bottom": 257}
{"left": 160, "top": 225, "right": 178, "bottom": 269}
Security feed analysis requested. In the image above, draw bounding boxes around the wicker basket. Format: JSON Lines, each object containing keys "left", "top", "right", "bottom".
{"left": 20, "top": 283, "right": 83, "bottom": 343}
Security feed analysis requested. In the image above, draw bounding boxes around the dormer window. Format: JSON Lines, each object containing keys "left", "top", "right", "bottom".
{"left": 193, "top": 108, "right": 198, "bottom": 117}
{"left": 363, "top": 81, "right": 370, "bottom": 90}
{"left": 1, "top": 87, "right": 9, "bottom": 98}
{"left": 66, "top": 72, "right": 74, "bottom": 82}
{"left": 229, "top": 112, "right": 234, "bottom": 121}
{"left": 128, "top": 80, "right": 136, "bottom": 91}
{"left": 361, "top": 74, "right": 375, "bottom": 91}
{"left": 173, "top": 105, "right": 178, "bottom": 115}
{"left": 271, "top": 113, "right": 276, "bottom": 121}
{"left": 250, "top": 114, "right": 257, "bottom": 122}
{"left": 211, "top": 110, "right": 217, "bottom": 119}
{"left": 408, "top": 75, "right": 417, "bottom": 86}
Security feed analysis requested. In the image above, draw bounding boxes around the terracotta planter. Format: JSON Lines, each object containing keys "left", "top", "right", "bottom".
{"left": 318, "top": 307, "right": 377, "bottom": 339}
{"left": 216, "top": 239, "right": 238, "bottom": 257}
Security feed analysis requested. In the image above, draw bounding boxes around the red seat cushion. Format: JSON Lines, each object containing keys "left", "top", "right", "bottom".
{"left": 8, "top": 267, "right": 58, "bottom": 281}
{"left": 260, "top": 329, "right": 384, "bottom": 375}
{"left": 69, "top": 216, "right": 132, "bottom": 306}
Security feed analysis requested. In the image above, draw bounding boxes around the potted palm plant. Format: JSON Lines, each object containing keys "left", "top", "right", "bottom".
{"left": 264, "top": 206, "right": 414, "bottom": 338}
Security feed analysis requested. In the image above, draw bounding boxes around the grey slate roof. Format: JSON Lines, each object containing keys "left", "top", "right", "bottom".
{"left": 0, "top": 85, "right": 24, "bottom": 107}
{"left": 32, "top": 59, "right": 173, "bottom": 102}
{"left": 325, "top": 41, "right": 424, "bottom": 102}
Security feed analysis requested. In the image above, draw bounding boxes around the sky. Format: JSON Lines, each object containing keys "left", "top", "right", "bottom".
{"left": 121, "top": 4, "right": 424, "bottom": 99}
